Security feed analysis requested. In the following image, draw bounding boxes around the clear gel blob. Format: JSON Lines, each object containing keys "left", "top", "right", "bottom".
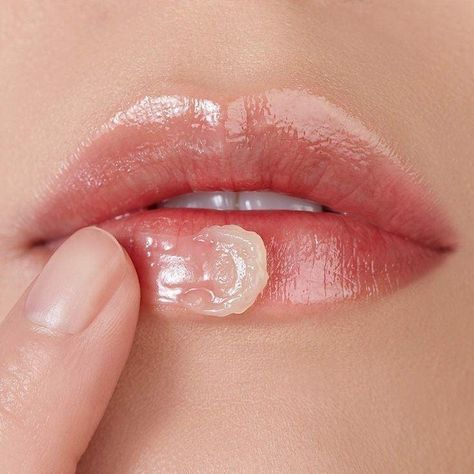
{"left": 141, "top": 225, "right": 268, "bottom": 317}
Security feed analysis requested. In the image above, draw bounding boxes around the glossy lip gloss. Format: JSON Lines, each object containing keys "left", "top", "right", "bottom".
{"left": 144, "top": 224, "right": 269, "bottom": 317}
{"left": 28, "top": 89, "right": 454, "bottom": 319}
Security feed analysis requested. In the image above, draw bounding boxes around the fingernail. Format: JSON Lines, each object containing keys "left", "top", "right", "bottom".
{"left": 25, "top": 227, "right": 126, "bottom": 334}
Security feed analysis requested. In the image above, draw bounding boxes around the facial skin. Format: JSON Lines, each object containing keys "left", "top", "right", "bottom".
{"left": 1, "top": 0, "right": 473, "bottom": 472}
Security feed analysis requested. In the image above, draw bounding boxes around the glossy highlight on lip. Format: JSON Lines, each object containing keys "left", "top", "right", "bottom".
{"left": 33, "top": 89, "right": 454, "bottom": 318}
{"left": 143, "top": 224, "right": 269, "bottom": 317}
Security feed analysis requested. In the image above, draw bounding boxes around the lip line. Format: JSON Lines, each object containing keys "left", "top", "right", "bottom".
{"left": 30, "top": 89, "right": 454, "bottom": 252}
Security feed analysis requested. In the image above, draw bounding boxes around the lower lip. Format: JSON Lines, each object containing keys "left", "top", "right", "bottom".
{"left": 100, "top": 208, "right": 442, "bottom": 318}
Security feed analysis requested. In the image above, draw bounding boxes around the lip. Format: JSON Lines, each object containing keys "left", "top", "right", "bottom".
{"left": 31, "top": 89, "right": 454, "bottom": 318}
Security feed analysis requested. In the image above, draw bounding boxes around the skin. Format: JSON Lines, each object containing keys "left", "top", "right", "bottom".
{"left": 0, "top": 1, "right": 473, "bottom": 472}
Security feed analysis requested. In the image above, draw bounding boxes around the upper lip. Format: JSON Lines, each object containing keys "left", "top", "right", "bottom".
{"left": 32, "top": 88, "right": 453, "bottom": 251}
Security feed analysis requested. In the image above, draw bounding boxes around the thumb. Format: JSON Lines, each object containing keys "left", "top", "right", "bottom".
{"left": 0, "top": 227, "right": 140, "bottom": 474}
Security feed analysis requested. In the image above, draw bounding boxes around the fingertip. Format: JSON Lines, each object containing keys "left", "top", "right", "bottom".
{"left": 25, "top": 226, "right": 140, "bottom": 334}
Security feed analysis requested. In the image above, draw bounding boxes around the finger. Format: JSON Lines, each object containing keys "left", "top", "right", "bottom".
{"left": 0, "top": 227, "right": 140, "bottom": 474}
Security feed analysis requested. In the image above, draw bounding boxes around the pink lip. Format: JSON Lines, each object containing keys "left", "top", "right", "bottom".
{"left": 31, "top": 89, "right": 454, "bottom": 317}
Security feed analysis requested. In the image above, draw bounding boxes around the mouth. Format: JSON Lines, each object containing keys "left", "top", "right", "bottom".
{"left": 30, "top": 88, "right": 454, "bottom": 318}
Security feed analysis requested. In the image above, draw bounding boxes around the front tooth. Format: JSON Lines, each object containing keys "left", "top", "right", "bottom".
{"left": 161, "top": 190, "right": 322, "bottom": 212}
{"left": 162, "top": 191, "right": 237, "bottom": 210}
{"left": 238, "top": 191, "right": 322, "bottom": 212}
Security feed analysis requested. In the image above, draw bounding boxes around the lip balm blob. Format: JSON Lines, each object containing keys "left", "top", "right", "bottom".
{"left": 148, "top": 225, "right": 268, "bottom": 317}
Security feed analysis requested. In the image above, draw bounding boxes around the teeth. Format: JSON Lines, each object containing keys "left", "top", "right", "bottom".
{"left": 161, "top": 191, "right": 322, "bottom": 212}
{"left": 238, "top": 191, "right": 322, "bottom": 212}
{"left": 161, "top": 191, "right": 236, "bottom": 210}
